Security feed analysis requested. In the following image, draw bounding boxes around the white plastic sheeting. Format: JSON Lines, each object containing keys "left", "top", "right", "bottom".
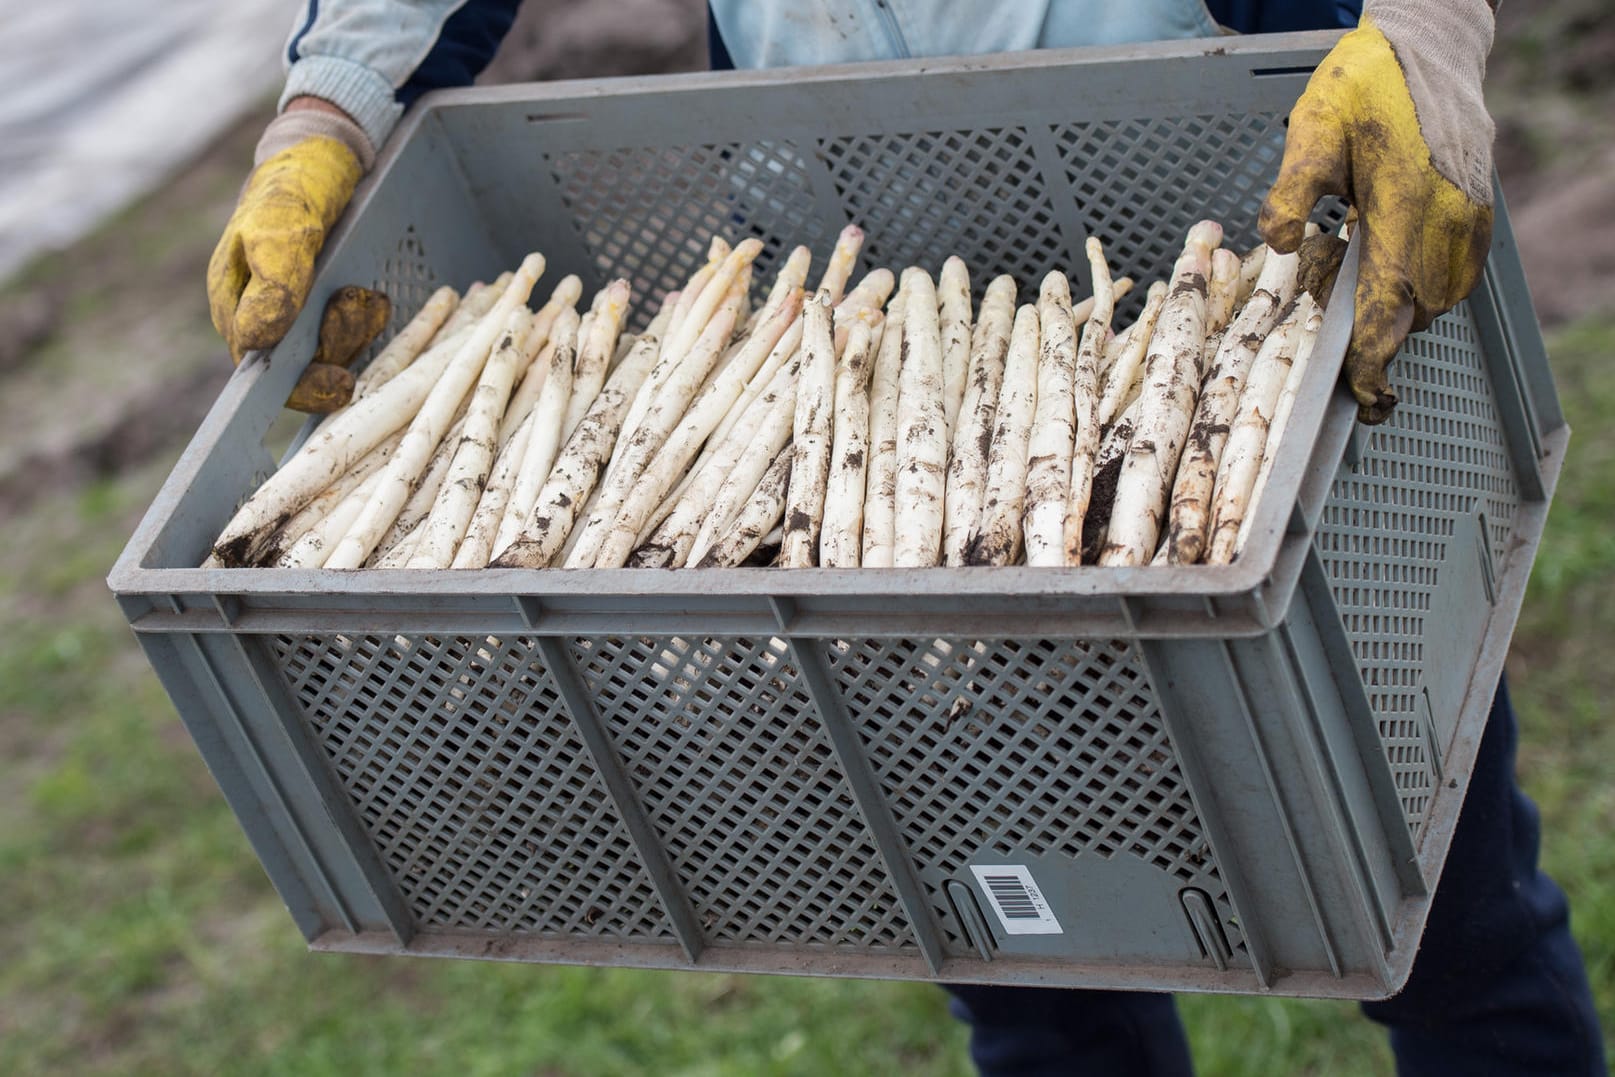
{"left": 0, "top": 0, "right": 296, "bottom": 281}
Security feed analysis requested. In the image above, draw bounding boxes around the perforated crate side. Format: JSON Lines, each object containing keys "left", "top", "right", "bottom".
{"left": 1312, "top": 302, "right": 1522, "bottom": 839}
{"left": 272, "top": 633, "right": 675, "bottom": 941}
{"left": 821, "top": 636, "right": 1243, "bottom": 962}
{"left": 537, "top": 101, "right": 1339, "bottom": 334}
{"left": 570, "top": 634, "right": 918, "bottom": 953}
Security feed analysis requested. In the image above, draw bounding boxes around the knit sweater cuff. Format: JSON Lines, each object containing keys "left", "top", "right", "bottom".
{"left": 279, "top": 54, "right": 403, "bottom": 161}
{"left": 1365, "top": 0, "right": 1496, "bottom": 204}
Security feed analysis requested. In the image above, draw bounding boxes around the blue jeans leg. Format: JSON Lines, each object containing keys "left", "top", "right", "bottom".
{"left": 1359, "top": 675, "right": 1606, "bottom": 1076}
{"left": 942, "top": 984, "right": 1194, "bottom": 1077}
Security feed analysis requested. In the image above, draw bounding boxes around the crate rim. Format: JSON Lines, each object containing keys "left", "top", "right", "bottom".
{"left": 108, "top": 34, "right": 1556, "bottom": 644}
{"left": 400, "top": 28, "right": 1348, "bottom": 122}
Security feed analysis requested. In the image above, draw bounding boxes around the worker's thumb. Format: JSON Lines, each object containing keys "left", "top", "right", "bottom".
{"left": 1259, "top": 94, "right": 1348, "bottom": 256}
{"left": 1345, "top": 225, "right": 1417, "bottom": 424}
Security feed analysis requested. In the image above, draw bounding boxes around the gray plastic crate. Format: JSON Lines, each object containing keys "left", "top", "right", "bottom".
{"left": 109, "top": 31, "right": 1565, "bottom": 999}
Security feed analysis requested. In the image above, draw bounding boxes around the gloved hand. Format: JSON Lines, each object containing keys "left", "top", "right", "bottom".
{"left": 207, "top": 104, "right": 376, "bottom": 412}
{"left": 1259, "top": 0, "right": 1496, "bottom": 424}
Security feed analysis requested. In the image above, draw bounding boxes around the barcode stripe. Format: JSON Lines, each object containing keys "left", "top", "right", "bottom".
{"left": 985, "top": 876, "right": 1040, "bottom": 917}
{"left": 970, "top": 865, "right": 1063, "bottom": 935}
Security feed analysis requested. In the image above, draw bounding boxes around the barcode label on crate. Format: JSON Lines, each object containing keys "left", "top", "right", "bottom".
{"left": 969, "top": 865, "right": 1063, "bottom": 935}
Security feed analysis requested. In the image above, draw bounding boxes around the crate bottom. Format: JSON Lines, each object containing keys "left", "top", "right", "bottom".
{"left": 308, "top": 925, "right": 1423, "bottom": 1000}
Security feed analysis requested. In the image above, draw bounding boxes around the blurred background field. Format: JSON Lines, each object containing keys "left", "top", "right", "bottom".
{"left": 1, "top": 2, "right": 1611, "bottom": 1073}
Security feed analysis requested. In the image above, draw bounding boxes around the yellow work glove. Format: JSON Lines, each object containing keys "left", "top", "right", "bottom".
{"left": 1259, "top": 0, "right": 1496, "bottom": 424}
{"left": 208, "top": 106, "right": 376, "bottom": 412}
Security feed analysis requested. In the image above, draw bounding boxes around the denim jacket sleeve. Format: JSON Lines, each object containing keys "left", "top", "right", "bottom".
{"left": 280, "top": 0, "right": 521, "bottom": 153}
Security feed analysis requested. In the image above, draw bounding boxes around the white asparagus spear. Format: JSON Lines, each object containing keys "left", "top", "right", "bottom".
{"left": 494, "top": 307, "right": 580, "bottom": 555}
{"left": 780, "top": 291, "right": 839, "bottom": 568}
{"left": 660, "top": 239, "right": 762, "bottom": 378}
{"left": 1235, "top": 298, "right": 1325, "bottom": 555}
{"left": 695, "top": 446, "right": 794, "bottom": 568}
{"left": 258, "top": 344, "right": 466, "bottom": 561}
{"left": 621, "top": 263, "right": 719, "bottom": 460}
{"left": 694, "top": 303, "right": 757, "bottom": 384}
{"left": 764, "top": 245, "right": 815, "bottom": 308}
{"left": 725, "top": 265, "right": 755, "bottom": 348}
{"left": 1100, "top": 222, "right": 1222, "bottom": 567}
{"left": 597, "top": 298, "right": 689, "bottom": 546}
{"left": 503, "top": 307, "right": 538, "bottom": 371}
{"left": 555, "top": 483, "right": 604, "bottom": 565}
{"left": 1166, "top": 245, "right": 1299, "bottom": 565}
{"left": 942, "top": 275, "right": 1014, "bottom": 566}
{"left": 937, "top": 256, "right": 973, "bottom": 438}
{"left": 350, "top": 286, "right": 458, "bottom": 400}
{"left": 489, "top": 313, "right": 664, "bottom": 569}
{"left": 373, "top": 516, "right": 425, "bottom": 569}
{"left": 705, "top": 318, "right": 802, "bottom": 462}
{"left": 257, "top": 429, "right": 404, "bottom": 565}
{"left": 893, "top": 267, "right": 947, "bottom": 567}
{"left": 562, "top": 279, "right": 631, "bottom": 440}
{"left": 859, "top": 289, "right": 906, "bottom": 568}
{"left": 817, "top": 224, "right": 864, "bottom": 305}
{"left": 324, "top": 254, "right": 547, "bottom": 569}
{"left": 1234, "top": 243, "right": 1267, "bottom": 310}
{"left": 649, "top": 334, "right": 786, "bottom": 543}
{"left": 663, "top": 241, "right": 726, "bottom": 351}
{"left": 1063, "top": 239, "right": 1116, "bottom": 565}
{"left": 407, "top": 306, "right": 532, "bottom": 568}
{"left": 629, "top": 332, "right": 777, "bottom": 546}
{"left": 499, "top": 275, "right": 583, "bottom": 445}
{"left": 1022, "top": 271, "right": 1079, "bottom": 567}
{"left": 666, "top": 356, "right": 801, "bottom": 568}
{"left": 1205, "top": 249, "right": 1241, "bottom": 338}
{"left": 432, "top": 272, "right": 508, "bottom": 343}
{"left": 1194, "top": 248, "right": 1244, "bottom": 391}
{"left": 1098, "top": 319, "right": 1134, "bottom": 385}
{"left": 211, "top": 306, "right": 490, "bottom": 566}
{"left": 1206, "top": 295, "right": 1315, "bottom": 564}
{"left": 454, "top": 407, "right": 536, "bottom": 568}
{"left": 1080, "top": 394, "right": 1144, "bottom": 567}
{"left": 731, "top": 245, "right": 809, "bottom": 345}
{"left": 1097, "top": 394, "right": 1142, "bottom": 464}
{"left": 595, "top": 287, "right": 802, "bottom": 569}
{"left": 467, "top": 288, "right": 613, "bottom": 565}
{"left": 819, "top": 313, "right": 882, "bottom": 567}
{"left": 367, "top": 412, "right": 461, "bottom": 563}
{"left": 1086, "top": 277, "right": 1139, "bottom": 386}
{"left": 571, "top": 291, "right": 602, "bottom": 388}
{"left": 615, "top": 244, "right": 760, "bottom": 466}
{"left": 966, "top": 303, "right": 1040, "bottom": 566}
{"left": 836, "top": 268, "right": 896, "bottom": 322}
{"left": 701, "top": 359, "right": 803, "bottom": 542}
{"left": 831, "top": 268, "right": 894, "bottom": 354}
{"left": 1076, "top": 277, "right": 1133, "bottom": 326}
{"left": 277, "top": 465, "right": 390, "bottom": 568}
{"left": 583, "top": 288, "right": 742, "bottom": 567}
{"left": 1096, "top": 280, "right": 1169, "bottom": 428}
{"left": 698, "top": 249, "right": 812, "bottom": 456}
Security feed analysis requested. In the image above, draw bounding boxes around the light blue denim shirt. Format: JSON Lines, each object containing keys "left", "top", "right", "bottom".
{"left": 707, "top": 0, "right": 1221, "bottom": 69}
{"left": 281, "top": 0, "right": 1223, "bottom": 153}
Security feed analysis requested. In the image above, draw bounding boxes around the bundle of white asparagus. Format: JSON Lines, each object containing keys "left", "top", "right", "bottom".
{"left": 208, "top": 220, "right": 1326, "bottom": 571}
